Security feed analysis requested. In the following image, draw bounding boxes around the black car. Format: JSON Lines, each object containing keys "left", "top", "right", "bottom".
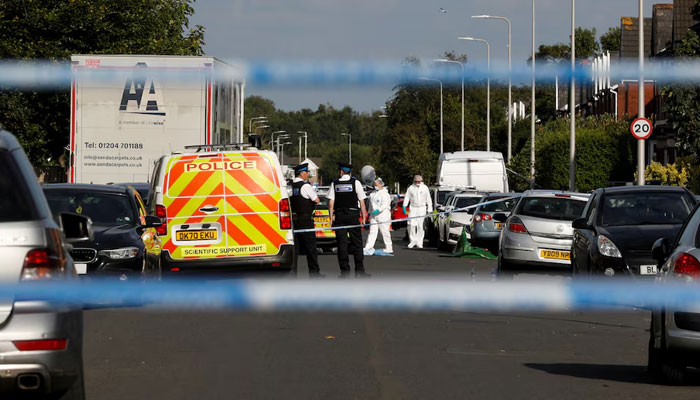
{"left": 571, "top": 185, "right": 697, "bottom": 277}
{"left": 43, "top": 183, "right": 162, "bottom": 280}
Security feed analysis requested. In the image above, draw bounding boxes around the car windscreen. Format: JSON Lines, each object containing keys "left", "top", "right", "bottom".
{"left": 44, "top": 190, "right": 136, "bottom": 226}
{"left": 317, "top": 196, "right": 330, "bottom": 207}
{"left": 480, "top": 197, "right": 520, "bottom": 213}
{"left": 600, "top": 192, "right": 694, "bottom": 226}
{"left": 0, "top": 151, "right": 39, "bottom": 222}
{"left": 517, "top": 197, "right": 586, "bottom": 221}
{"left": 454, "top": 197, "right": 482, "bottom": 209}
{"left": 437, "top": 191, "right": 451, "bottom": 205}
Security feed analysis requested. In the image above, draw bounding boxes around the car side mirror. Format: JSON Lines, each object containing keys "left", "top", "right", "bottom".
{"left": 466, "top": 208, "right": 475, "bottom": 215}
{"left": 59, "top": 212, "right": 93, "bottom": 243}
{"left": 492, "top": 213, "right": 507, "bottom": 223}
{"left": 144, "top": 215, "right": 163, "bottom": 228}
{"left": 652, "top": 237, "right": 669, "bottom": 265}
{"left": 572, "top": 218, "right": 591, "bottom": 230}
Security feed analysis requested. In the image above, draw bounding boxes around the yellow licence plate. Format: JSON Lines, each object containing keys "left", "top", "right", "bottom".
{"left": 540, "top": 249, "right": 570, "bottom": 260}
{"left": 176, "top": 229, "right": 218, "bottom": 241}
{"left": 495, "top": 222, "right": 503, "bottom": 229}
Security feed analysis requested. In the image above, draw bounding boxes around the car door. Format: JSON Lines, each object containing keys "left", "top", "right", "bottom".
{"left": 572, "top": 191, "right": 599, "bottom": 274}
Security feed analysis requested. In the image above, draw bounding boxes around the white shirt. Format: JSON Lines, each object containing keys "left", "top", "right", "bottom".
{"left": 404, "top": 182, "right": 432, "bottom": 212}
{"left": 369, "top": 187, "right": 391, "bottom": 214}
{"left": 327, "top": 174, "right": 367, "bottom": 202}
{"left": 292, "top": 177, "right": 318, "bottom": 201}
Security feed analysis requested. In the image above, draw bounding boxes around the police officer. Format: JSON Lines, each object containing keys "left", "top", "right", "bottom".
{"left": 328, "top": 162, "right": 370, "bottom": 278}
{"left": 290, "top": 163, "right": 322, "bottom": 278}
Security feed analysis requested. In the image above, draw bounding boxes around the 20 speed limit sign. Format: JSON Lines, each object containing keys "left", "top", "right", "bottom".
{"left": 630, "top": 117, "right": 652, "bottom": 140}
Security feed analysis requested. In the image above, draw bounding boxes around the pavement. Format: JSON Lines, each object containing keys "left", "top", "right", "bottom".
{"left": 83, "top": 229, "right": 700, "bottom": 399}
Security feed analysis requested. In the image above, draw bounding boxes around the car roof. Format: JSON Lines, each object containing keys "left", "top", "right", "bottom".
{"left": 0, "top": 130, "right": 22, "bottom": 151}
{"left": 42, "top": 183, "right": 132, "bottom": 195}
{"left": 521, "top": 191, "right": 589, "bottom": 201}
{"left": 454, "top": 192, "right": 484, "bottom": 198}
{"left": 600, "top": 185, "right": 690, "bottom": 194}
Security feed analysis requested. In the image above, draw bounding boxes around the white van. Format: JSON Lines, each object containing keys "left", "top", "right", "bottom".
{"left": 436, "top": 151, "right": 508, "bottom": 193}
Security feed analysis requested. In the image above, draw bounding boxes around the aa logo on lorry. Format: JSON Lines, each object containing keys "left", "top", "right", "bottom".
{"left": 119, "top": 62, "right": 165, "bottom": 116}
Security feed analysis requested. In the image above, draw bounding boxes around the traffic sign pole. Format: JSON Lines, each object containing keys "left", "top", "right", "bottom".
{"left": 638, "top": 0, "right": 645, "bottom": 186}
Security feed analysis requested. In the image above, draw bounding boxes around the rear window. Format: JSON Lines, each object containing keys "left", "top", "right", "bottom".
{"left": 44, "top": 190, "right": 136, "bottom": 226}
{"left": 517, "top": 197, "right": 586, "bottom": 221}
{"left": 480, "top": 197, "right": 520, "bottom": 213}
{"left": 600, "top": 192, "right": 694, "bottom": 227}
{"left": 454, "top": 197, "right": 482, "bottom": 209}
{"left": 0, "top": 151, "right": 39, "bottom": 222}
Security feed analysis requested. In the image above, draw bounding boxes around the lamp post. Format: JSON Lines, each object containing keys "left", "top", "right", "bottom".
{"left": 472, "top": 14, "right": 511, "bottom": 162}
{"left": 458, "top": 36, "right": 491, "bottom": 151}
{"left": 638, "top": 0, "right": 645, "bottom": 186}
{"left": 433, "top": 59, "right": 464, "bottom": 151}
{"left": 280, "top": 142, "right": 292, "bottom": 165}
{"left": 254, "top": 125, "right": 269, "bottom": 133}
{"left": 530, "top": 0, "right": 536, "bottom": 190}
{"left": 276, "top": 134, "right": 291, "bottom": 159}
{"left": 419, "top": 77, "right": 443, "bottom": 154}
{"left": 569, "top": 0, "right": 576, "bottom": 191}
{"left": 249, "top": 116, "right": 267, "bottom": 133}
{"left": 271, "top": 130, "right": 286, "bottom": 152}
{"left": 297, "top": 131, "right": 308, "bottom": 160}
{"left": 340, "top": 133, "right": 352, "bottom": 165}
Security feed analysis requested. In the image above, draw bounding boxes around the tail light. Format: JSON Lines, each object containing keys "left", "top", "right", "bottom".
{"left": 279, "top": 198, "right": 292, "bottom": 229}
{"left": 155, "top": 204, "right": 167, "bottom": 236}
{"left": 508, "top": 217, "right": 528, "bottom": 234}
{"left": 21, "top": 249, "right": 63, "bottom": 280}
{"left": 474, "top": 213, "right": 491, "bottom": 223}
{"left": 674, "top": 253, "right": 700, "bottom": 278}
{"left": 13, "top": 339, "right": 67, "bottom": 351}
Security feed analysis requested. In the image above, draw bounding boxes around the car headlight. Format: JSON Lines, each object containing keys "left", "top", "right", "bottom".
{"left": 99, "top": 247, "right": 139, "bottom": 259}
{"left": 597, "top": 235, "right": 622, "bottom": 258}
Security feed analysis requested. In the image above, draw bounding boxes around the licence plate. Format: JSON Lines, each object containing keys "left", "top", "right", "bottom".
{"left": 75, "top": 263, "right": 87, "bottom": 275}
{"left": 540, "top": 249, "right": 570, "bottom": 260}
{"left": 176, "top": 229, "right": 218, "bottom": 241}
{"left": 495, "top": 222, "right": 503, "bottom": 229}
{"left": 640, "top": 264, "right": 658, "bottom": 275}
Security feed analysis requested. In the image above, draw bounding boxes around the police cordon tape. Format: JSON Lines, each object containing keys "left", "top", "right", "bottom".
{"left": 4, "top": 279, "right": 700, "bottom": 312}
{"left": 4, "top": 59, "right": 700, "bottom": 88}
{"left": 292, "top": 196, "right": 514, "bottom": 234}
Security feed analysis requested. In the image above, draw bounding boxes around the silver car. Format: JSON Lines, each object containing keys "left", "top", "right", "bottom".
{"left": 0, "top": 130, "right": 90, "bottom": 398}
{"left": 648, "top": 203, "right": 700, "bottom": 384}
{"left": 469, "top": 194, "right": 522, "bottom": 249}
{"left": 495, "top": 191, "right": 589, "bottom": 275}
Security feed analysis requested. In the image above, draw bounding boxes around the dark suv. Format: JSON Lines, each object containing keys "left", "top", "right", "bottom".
{"left": 572, "top": 186, "right": 697, "bottom": 278}
{"left": 43, "top": 184, "right": 162, "bottom": 280}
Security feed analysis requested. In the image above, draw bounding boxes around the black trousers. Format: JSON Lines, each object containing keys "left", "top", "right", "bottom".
{"left": 334, "top": 211, "right": 364, "bottom": 273}
{"left": 294, "top": 216, "right": 320, "bottom": 274}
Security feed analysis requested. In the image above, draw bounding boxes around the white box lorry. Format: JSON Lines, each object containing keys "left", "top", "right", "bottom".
{"left": 435, "top": 151, "right": 509, "bottom": 194}
{"left": 69, "top": 55, "right": 245, "bottom": 184}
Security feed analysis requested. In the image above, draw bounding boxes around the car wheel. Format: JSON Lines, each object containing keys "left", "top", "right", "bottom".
{"left": 497, "top": 253, "right": 514, "bottom": 280}
{"left": 648, "top": 313, "right": 687, "bottom": 385}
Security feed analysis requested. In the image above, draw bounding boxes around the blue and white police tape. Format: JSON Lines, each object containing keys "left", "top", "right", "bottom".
{"left": 293, "top": 196, "right": 514, "bottom": 234}
{"left": 4, "top": 279, "right": 700, "bottom": 312}
{"left": 4, "top": 59, "right": 700, "bottom": 89}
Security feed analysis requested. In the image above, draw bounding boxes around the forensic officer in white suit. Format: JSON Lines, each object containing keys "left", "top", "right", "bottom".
{"left": 403, "top": 175, "right": 432, "bottom": 249}
{"left": 364, "top": 177, "right": 393, "bottom": 254}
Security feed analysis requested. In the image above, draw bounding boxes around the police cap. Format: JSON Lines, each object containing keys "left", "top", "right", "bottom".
{"left": 294, "top": 163, "right": 309, "bottom": 175}
{"left": 337, "top": 162, "right": 352, "bottom": 172}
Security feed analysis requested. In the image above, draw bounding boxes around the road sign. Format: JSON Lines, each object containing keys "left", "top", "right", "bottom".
{"left": 630, "top": 118, "right": 652, "bottom": 140}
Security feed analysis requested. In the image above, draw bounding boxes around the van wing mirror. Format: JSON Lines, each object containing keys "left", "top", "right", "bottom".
{"left": 144, "top": 215, "right": 163, "bottom": 228}
{"left": 492, "top": 213, "right": 507, "bottom": 223}
{"left": 572, "top": 218, "right": 591, "bottom": 230}
{"left": 59, "top": 213, "right": 94, "bottom": 243}
{"left": 652, "top": 238, "right": 670, "bottom": 265}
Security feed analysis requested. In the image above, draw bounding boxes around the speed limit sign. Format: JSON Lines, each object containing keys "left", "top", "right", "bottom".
{"left": 631, "top": 117, "right": 653, "bottom": 140}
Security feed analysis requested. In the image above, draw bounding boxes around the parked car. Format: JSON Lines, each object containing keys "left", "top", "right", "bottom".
{"left": 495, "top": 191, "right": 589, "bottom": 276}
{"left": 571, "top": 186, "right": 696, "bottom": 278}
{"left": 43, "top": 184, "right": 162, "bottom": 280}
{"left": 313, "top": 195, "right": 336, "bottom": 252}
{"left": 0, "top": 129, "right": 91, "bottom": 398}
{"left": 391, "top": 195, "right": 408, "bottom": 230}
{"left": 648, "top": 202, "right": 700, "bottom": 384}
{"left": 437, "top": 192, "right": 484, "bottom": 250}
{"left": 470, "top": 194, "right": 522, "bottom": 249}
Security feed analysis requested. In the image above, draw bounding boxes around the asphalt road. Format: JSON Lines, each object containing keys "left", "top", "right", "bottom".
{"left": 83, "top": 230, "right": 700, "bottom": 399}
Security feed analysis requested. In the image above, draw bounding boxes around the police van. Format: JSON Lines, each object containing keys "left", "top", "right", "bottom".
{"left": 149, "top": 146, "right": 295, "bottom": 273}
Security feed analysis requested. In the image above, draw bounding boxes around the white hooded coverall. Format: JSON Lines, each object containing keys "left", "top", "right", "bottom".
{"left": 364, "top": 187, "right": 393, "bottom": 252}
{"left": 404, "top": 182, "right": 432, "bottom": 248}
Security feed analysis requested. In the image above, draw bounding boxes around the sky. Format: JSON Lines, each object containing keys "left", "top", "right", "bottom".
{"left": 190, "top": 0, "right": 658, "bottom": 113}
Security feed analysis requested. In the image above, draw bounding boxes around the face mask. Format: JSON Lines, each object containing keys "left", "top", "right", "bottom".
{"left": 374, "top": 186, "right": 379, "bottom": 190}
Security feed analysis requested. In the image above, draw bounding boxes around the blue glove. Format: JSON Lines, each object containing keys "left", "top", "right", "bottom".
{"left": 402, "top": 206, "right": 407, "bottom": 214}
{"left": 372, "top": 209, "right": 380, "bottom": 216}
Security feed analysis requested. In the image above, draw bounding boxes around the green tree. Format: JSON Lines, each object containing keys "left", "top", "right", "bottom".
{"left": 575, "top": 27, "right": 600, "bottom": 59}
{"left": 0, "top": 0, "right": 205, "bottom": 165}
{"left": 599, "top": 26, "right": 621, "bottom": 54}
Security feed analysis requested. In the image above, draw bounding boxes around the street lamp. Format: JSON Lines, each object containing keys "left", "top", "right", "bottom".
{"left": 638, "top": 0, "right": 645, "bottom": 186}
{"left": 530, "top": 0, "right": 536, "bottom": 190}
{"left": 280, "top": 142, "right": 292, "bottom": 165}
{"left": 276, "top": 134, "right": 291, "bottom": 159}
{"left": 340, "top": 133, "right": 352, "bottom": 165}
{"left": 458, "top": 37, "right": 491, "bottom": 151}
{"left": 569, "top": 1, "right": 576, "bottom": 191}
{"left": 249, "top": 116, "right": 267, "bottom": 133}
{"left": 433, "top": 59, "right": 464, "bottom": 151}
{"left": 254, "top": 125, "right": 269, "bottom": 133}
{"left": 271, "top": 130, "right": 286, "bottom": 152}
{"left": 472, "top": 14, "right": 511, "bottom": 162}
{"left": 419, "top": 77, "right": 443, "bottom": 154}
{"left": 297, "top": 131, "right": 309, "bottom": 160}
